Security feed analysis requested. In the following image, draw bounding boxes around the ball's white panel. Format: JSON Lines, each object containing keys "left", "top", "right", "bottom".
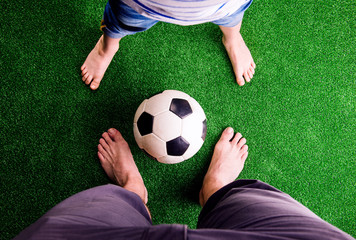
{"left": 158, "top": 155, "right": 185, "bottom": 164}
{"left": 133, "top": 123, "right": 144, "bottom": 149}
{"left": 182, "top": 138, "right": 203, "bottom": 160}
{"left": 188, "top": 97, "right": 206, "bottom": 122}
{"left": 145, "top": 92, "right": 172, "bottom": 116}
{"left": 133, "top": 90, "right": 206, "bottom": 163}
{"left": 181, "top": 115, "right": 203, "bottom": 143}
{"left": 142, "top": 134, "right": 167, "bottom": 158}
{"left": 153, "top": 112, "right": 182, "bottom": 141}
{"left": 134, "top": 100, "right": 148, "bottom": 123}
{"left": 181, "top": 115, "right": 205, "bottom": 160}
{"left": 164, "top": 90, "right": 190, "bottom": 100}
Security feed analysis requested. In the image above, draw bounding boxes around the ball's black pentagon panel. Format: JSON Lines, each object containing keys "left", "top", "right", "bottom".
{"left": 202, "top": 119, "right": 207, "bottom": 140}
{"left": 166, "top": 136, "right": 190, "bottom": 156}
{"left": 169, "top": 98, "right": 193, "bottom": 119}
{"left": 137, "top": 112, "right": 154, "bottom": 136}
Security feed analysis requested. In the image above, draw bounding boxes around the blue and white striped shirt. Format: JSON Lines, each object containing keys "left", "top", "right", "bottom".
{"left": 121, "top": 0, "right": 249, "bottom": 25}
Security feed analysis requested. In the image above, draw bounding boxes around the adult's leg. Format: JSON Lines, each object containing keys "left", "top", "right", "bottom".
{"left": 98, "top": 128, "right": 149, "bottom": 205}
{"left": 197, "top": 128, "right": 353, "bottom": 239}
{"left": 14, "top": 129, "right": 153, "bottom": 239}
{"left": 213, "top": 0, "right": 256, "bottom": 86}
{"left": 13, "top": 184, "right": 190, "bottom": 240}
{"left": 199, "top": 127, "right": 248, "bottom": 206}
{"left": 81, "top": 0, "right": 158, "bottom": 90}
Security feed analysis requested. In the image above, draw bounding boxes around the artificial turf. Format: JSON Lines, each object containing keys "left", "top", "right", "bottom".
{"left": 0, "top": 0, "right": 355, "bottom": 239}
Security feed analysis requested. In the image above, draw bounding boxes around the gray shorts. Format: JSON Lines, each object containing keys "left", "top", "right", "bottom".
{"left": 14, "top": 180, "right": 353, "bottom": 239}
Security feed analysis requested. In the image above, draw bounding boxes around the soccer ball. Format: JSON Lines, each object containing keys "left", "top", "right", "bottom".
{"left": 133, "top": 90, "right": 207, "bottom": 164}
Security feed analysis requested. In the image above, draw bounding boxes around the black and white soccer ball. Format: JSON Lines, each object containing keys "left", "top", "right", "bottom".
{"left": 133, "top": 90, "right": 207, "bottom": 164}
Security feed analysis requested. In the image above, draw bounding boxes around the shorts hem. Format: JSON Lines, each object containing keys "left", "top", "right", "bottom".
{"left": 102, "top": 27, "right": 127, "bottom": 39}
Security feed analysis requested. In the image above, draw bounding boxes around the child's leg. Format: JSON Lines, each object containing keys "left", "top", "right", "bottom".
{"left": 81, "top": 1, "right": 158, "bottom": 90}
{"left": 220, "top": 22, "right": 256, "bottom": 86}
{"left": 213, "top": 0, "right": 256, "bottom": 86}
{"left": 81, "top": 34, "right": 120, "bottom": 90}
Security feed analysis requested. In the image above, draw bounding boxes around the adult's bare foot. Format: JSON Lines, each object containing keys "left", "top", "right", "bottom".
{"left": 220, "top": 23, "right": 256, "bottom": 86}
{"left": 98, "top": 128, "right": 148, "bottom": 204}
{"left": 81, "top": 34, "right": 120, "bottom": 90}
{"left": 199, "top": 127, "right": 248, "bottom": 206}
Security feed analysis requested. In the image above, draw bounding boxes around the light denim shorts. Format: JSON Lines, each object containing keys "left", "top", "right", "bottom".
{"left": 101, "top": 0, "right": 253, "bottom": 39}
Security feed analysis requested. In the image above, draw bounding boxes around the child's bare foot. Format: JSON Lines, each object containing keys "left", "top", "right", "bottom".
{"left": 98, "top": 128, "right": 148, "bottom": 204}
{"left": 220, "top": 23, "right": 256, "bottom": 86}
{"left": 81, "top": 35, "right": 120, "bottom": 90}
{"left": 199, "top": 127, "right": 248, "bottom": 206}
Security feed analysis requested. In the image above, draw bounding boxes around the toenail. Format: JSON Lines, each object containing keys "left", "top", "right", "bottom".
{"left": 108, "top": 129, "right": 115, "bottom": 134}
{"left": 226, "top": 127, "right": 233, "bottom": 133}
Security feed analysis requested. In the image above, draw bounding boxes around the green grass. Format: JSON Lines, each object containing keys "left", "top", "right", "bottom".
{"left": 1, "top": 0, "right": 355, "bottom": 239}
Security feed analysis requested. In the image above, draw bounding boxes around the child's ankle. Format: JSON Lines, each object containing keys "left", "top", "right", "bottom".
{"left": 99, "top": 35, "right": 120, "bottom": 54}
